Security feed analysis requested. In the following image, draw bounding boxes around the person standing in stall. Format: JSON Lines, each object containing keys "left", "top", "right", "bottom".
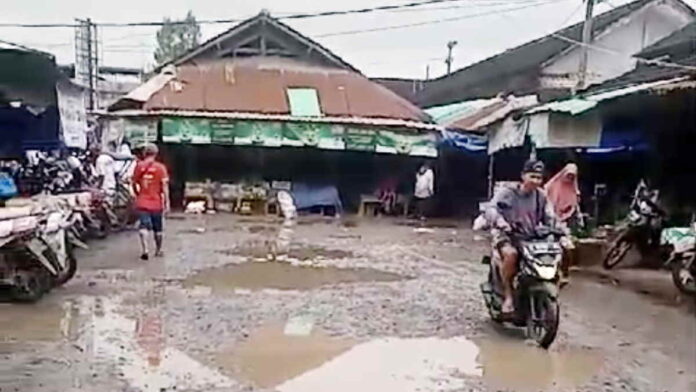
{"left": 413, "top": 162, "right": 435, "bottom": 221}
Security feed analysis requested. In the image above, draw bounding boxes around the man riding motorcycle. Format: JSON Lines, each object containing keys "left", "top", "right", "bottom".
{"left": 485, "top": 159, "right": 569, "bottom": 316}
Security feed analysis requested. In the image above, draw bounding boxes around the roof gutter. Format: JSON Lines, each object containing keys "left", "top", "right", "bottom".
{"left": 98, "top": 109, "right": 443, "bottom": 132}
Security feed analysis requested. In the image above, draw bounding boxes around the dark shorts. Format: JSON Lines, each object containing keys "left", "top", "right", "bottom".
{"left": 138, "top": 210, "right": 163, "bottom": 233}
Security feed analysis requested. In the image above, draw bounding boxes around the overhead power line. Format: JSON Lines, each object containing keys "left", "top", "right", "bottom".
{"left": 550, "top": 33, "right": 696, "bottom": 72}
{"left": 279, "top": 0, "right": 468, "bottom": 20}
{"left": 0, "top": 0, "right": 517, "bottom": 28}
{"left": 316, "top": 0, "right": 567, "bottom": 38}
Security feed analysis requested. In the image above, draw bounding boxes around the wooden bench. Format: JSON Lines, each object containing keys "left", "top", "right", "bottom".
{"left": 358, "top": 195, "right": 381, "bottom": 217}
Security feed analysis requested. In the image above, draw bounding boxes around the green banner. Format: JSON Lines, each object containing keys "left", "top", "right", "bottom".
{"left": 235, "top": 121, "right": 283, "bottom": 147}
{"left": 284, "top": 123, "right": 344, "bottom": 149}
{"left": 210, "top": 120, "right": 236, "bottom": 144}
{"left": 160, "top": 117, "right": 437, "bottom": 157}
{"left": 123, "top": 118, "right": 158, "bottom": 144}
{"left": 376, "top": 130, "right": 438, "bottom": 157}
{"left": 344, "top": 127, "right": 376, "bottom": 152}
{"left": 162, "top": 117, "right": 211, "bottom": 144}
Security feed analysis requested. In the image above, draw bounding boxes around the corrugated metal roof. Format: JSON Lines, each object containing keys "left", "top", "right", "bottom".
{"left": 426, "top": 95, "right": 538, "bottom": 131}
{"left": 99, "top": 109, "right": 442, "bottom": 132}
{"left": 138, "top": 57, "right": 430, "bottom": 123}
{"left": 426, "top": 98, "right": 500, "bottom": 125}
{"left": 122, "top": 70, "right": 174, "bottom": 102}
{"left": 415, "top": 0, "right": 675, "bottom": 107}
{"left": 527, "top": 77, "right": 687, "bottom": 115}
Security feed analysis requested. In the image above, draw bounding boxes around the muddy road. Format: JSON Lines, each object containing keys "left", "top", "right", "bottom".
{"left": 0, "top": 214, "right": 694, "bottom": 391}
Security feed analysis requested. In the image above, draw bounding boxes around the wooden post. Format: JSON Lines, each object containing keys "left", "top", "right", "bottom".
{"left": 487, "top": 153, "right": 495, "bottom": 200}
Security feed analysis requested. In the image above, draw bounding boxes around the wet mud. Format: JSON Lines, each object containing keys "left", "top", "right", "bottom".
{"left": 0, "top": 215, "right": 693, "bottom": 392}
{"left": 183, "top": 261, "right": 405, "bottom": 292}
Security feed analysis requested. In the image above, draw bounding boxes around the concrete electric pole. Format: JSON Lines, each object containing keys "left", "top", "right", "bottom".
{"left": 75, "top": 18, "right": 99, "bottom": 110}
{"left": 445, "top": 40, "right": 458, "bottom": 76}
{"left": 577, "top": 0, "right": 595, "bottom": 91}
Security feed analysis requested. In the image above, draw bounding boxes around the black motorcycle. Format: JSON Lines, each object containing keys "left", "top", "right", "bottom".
{"left": 603, "top": 180, "right": 665, "bottom": 269}
{"left": 480, "top": 226, "right": 564, "bottom": 349}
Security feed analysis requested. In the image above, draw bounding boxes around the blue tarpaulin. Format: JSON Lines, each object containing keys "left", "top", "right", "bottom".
{"left": 440, "top": 130, "right": 487, "bottom": 152}
{"left": 598, "top": 117, "right": 648, "bottom": 151}
{"left": 291, "top": 183, "right": 343, "bottom": 213}
{"left": 0, "top": 106, "right": 61, "bottom": 157}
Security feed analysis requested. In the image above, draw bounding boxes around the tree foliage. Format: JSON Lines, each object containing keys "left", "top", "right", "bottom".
{"left": 154, "top": 11, "right": 201, "bottom": 65}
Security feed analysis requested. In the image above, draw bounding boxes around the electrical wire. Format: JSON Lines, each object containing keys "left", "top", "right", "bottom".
{"left": 315, "top": 0, "right": 567, "bottom": 38}
{"left": 491, "top": 2, "right": 696, "bottom": 74}
{"left": 550, "top": 32, "right": 696, "bottom": 72}
{"left": 0, "top": 0, "right": 540, "bottom": 28}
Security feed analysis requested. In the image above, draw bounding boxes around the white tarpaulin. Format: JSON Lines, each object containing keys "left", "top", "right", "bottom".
{"left": 56, "top": 81, "right": 88, "bottom": 149}
{"left": 488, "top": 114, "right": 544, "bottom": 154}
{"left": 490, "top": 111, "right": 602, "bottom": 154}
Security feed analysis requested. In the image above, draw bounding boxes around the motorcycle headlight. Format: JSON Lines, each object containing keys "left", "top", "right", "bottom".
{"left": 534, "top": 264, "right": 558, "bottom": 280}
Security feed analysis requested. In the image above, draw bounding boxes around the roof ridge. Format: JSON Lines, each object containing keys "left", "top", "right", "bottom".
{"left": 155, "top": 12, "right": 359, "bottom": 74}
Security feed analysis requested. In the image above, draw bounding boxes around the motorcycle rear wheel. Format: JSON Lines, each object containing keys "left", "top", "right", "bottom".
{"left": 526, "top": 293, "right": 559, "bottom": 349}
{"left": 10, "top": 268, "right": 50, "bottom": 303}
{"left": 603, "top": 235, "right": 632, "bottom": 270}
{"left": 671, "top": 256, "right": 696, "bottom": 295}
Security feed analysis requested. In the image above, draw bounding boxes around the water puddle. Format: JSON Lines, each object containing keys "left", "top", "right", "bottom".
{"left": 183, "top": 262, "right": 404, "bottom": 292}
{"left": 83, "top": 296, "right": 235, "bottom": 392}
{"left": 0, "top": 301, "right": 76, "bottom": 343}
{"left": 219, "top": 241, "right": 271, "bottom": 259}
{"left": 287, "top": 245, "right": 353, "bottom": 261}
{"left": 477, "top": 337, "right": 602, "bottom": 391}
{"left": 216, "top": 323, "right": 355, "bottom": 388}
{"left": 224, "top": 243, "right": 354, "bottom": 261}
{"left": 276, "top": 336, "right": 482, "bottom": 392}
{"left": 247, "top": 225, "right": 275, "bottom": 234}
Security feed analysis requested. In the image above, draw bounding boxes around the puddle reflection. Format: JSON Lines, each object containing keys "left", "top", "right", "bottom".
{"left": 216, "top": 322, "right": 355, "bottom": 388}
{"left": 477, "top": 337, "right": 602, "bottom": 391}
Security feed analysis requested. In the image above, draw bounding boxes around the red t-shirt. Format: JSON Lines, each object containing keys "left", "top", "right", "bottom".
{"left": 133, "top": 160, "right": 169, "bottom": 212}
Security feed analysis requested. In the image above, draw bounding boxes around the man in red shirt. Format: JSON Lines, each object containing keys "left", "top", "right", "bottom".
{"left": 132, "top": 143, "right": 170, "bottom": 260}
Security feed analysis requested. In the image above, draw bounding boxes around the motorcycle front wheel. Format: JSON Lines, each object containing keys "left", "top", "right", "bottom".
{"left": 526, "top": 292, "right": 559, "bottom": 349}
{"left": 671, "top": 256, "right": 696, "bottom": 295}
{"left": 603, "top": 233, "right": 633, "bottom": 269}
{"left": 53, "top": 240, "right": 77, "bottom": 287}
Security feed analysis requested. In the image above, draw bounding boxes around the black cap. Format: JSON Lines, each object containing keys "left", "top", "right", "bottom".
{"left": 522, "top": 159, "right": 545, "bottom": 175}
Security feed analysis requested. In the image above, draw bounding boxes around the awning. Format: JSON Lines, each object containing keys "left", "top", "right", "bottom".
{"left": 426, "top": 95, "right": 538, "bottom": 131}
{"left": 527, "top": 77, "right": 688, "bottom": 116}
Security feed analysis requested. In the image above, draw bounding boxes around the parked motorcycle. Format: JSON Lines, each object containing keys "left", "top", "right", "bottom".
{"left": 661, "top": 220, "right": 696, "bottom": 296}
{"left": 0, "top": 196, "right": 86, "bottom": 302}
{"left": 0, "top": 212, "right": 51, "bottom": 301}
{"left": 480, "top": 225, "right": 564, "bottom": 349}
{"left": 603, "top": 180, "right": 665, "bottom": 269}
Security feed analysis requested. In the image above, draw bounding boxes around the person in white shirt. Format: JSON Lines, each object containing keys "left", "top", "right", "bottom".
{"left": 91, "top": 146, "right": 117, "bottom": 198}
{"left": 112, "top": 140, "right": 134, "bottom": 180}
{"left": 414, "top": 162, "right": 434, "bottom": 220}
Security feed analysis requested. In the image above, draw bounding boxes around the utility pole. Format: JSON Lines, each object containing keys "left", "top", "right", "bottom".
{"left": 577, "top": 0, "right": 595, "bottom": 91}
{"left": 86, "top": 18, "right": 94, "bottom": 110}
{"left": 445, "top": 40, "right": 458, "bottom": 76}
{"left": 75, "top": 18, "right": 99, "bottom": 110}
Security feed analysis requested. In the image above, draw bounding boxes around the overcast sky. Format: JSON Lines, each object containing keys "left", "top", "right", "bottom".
{"left": 1, "top": 0, "right": 694, "bottom": 78}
